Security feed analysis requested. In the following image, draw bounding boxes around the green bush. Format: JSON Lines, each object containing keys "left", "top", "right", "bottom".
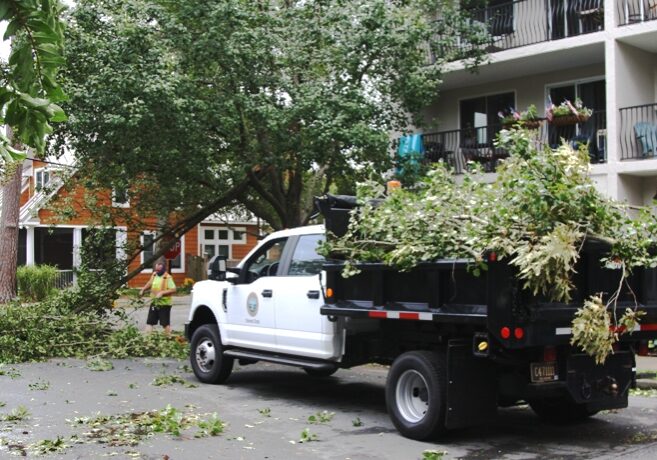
{"left": 16, "top": 265, "right": 59, "bottom": 302}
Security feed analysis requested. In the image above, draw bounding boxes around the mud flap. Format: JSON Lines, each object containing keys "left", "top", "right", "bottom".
{"left": 445, "top": 340, "right": 498, "bottom": 429}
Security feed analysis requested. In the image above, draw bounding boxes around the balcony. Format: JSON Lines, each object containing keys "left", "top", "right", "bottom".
{"left": 404, "top": 111, "right": 606, "bottom": 175}
{"left": 617, "top": 0, "right": 657, "bottom": 25}
{"left": 434, "top": 0, "right": 604, "bottom": 59}
{"left": 620, "top": 103, "right": 657, "bottom": 160}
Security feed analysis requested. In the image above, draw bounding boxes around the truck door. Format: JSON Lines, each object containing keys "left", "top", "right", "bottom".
{"left": 223, "top": 237, "right": 290, "bottom": 351}
{"left": 274, "top": 233, "right": 339, "bottom": 360}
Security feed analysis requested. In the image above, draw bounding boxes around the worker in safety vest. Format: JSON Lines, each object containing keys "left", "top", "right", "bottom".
{"left": 139, "top": 260, "right": 177, "bottom": 333}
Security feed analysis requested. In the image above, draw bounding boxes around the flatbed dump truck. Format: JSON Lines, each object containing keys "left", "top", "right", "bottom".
{"left": 185, "top": 194, "right": 657, "bottom": 440}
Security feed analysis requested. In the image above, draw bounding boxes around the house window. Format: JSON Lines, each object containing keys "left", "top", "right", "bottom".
{"left": 112, "top": 187, "right": 130, "bottom": 208}
{"left": 142, "top": 233, "right": 155, "bottom": 267}
{"left": 35, "top": 169, "right": 50, "bottom": 191}
{"left": 141, "top": 232, "right": 184, "bottom": 272}
{"left": 460, "top": 91, "right": 515, "bottom": 144}
{"left": 200, "top": 226, "right": 247, "bottom": 262}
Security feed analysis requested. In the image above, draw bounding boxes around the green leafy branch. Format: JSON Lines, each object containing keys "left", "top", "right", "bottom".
{"left": 0, "top": 0, "right": 67, "bottom": 180}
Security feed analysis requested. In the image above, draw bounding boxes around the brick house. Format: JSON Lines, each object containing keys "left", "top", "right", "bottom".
{"left": 14, "top": 159, "right": 260, "bottom": 288}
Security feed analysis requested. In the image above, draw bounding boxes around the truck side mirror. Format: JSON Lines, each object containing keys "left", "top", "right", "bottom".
{"left": 210, "top": 256, "right": 228, "bottom": 281}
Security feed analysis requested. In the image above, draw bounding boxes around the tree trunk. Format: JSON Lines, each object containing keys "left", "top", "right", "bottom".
{"left": 0, "top": 161, "right": 24, "bottom": 303}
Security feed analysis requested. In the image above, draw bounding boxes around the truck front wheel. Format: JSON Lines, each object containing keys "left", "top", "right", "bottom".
{"left": 190, "top": 324, "right": 234, "bottom": 384}
{"left": 386, "top": 350, "right": 447, "bottom": 440}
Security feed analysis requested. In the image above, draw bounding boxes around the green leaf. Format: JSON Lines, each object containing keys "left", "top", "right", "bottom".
{"left": 47, "top": 103, "right": 66, "bottom": 122}
{"left": 3, "top": 18, "right": 20, "bottom": 40}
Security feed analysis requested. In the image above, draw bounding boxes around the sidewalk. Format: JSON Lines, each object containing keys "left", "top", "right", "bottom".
{"left": 636, "top": 355, "right": 657, "bottom": 389}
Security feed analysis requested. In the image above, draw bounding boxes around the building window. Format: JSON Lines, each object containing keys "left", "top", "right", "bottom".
{"left": 112, "top": 187, "right": 130, "bottom": 208}
{"left": 547, "top": 79, "right": 606, "bottom": 157}
{"left": 460, "top": 91, "right": 515, "bottom": 145}
{"left": 141, "top": 232, "right": 184, "bottom": 272}
{"left": 35, "top": 169, "right": 50, "bottom": 191}
{"left": 142, "top": 233, "right": 155, "bottom": 267}
{"left": 200, "top": 226, "right": 247, "bottom": 262}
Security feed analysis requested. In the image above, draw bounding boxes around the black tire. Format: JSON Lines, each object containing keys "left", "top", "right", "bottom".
{"left": 190, "top": 324, "right": 234, "bottom": 384}
{"left": 528, "top": 396, "right": 598, "bottom": 423}
{"left": 304, "top": 367, "right": 338, "bottom": 378}
{"left": 386, "top": 350, "right": 447, "bottom": 441}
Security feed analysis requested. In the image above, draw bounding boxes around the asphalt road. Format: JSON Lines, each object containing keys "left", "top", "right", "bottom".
{"left": 3, "top": 358, "right": 657, "bottom": 459}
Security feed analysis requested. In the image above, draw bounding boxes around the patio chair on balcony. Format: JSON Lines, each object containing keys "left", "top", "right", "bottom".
{"left": 634, "top": 122, "right": 657, "bottom": 157}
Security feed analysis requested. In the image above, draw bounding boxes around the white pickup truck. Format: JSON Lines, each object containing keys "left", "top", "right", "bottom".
{"left": 186, "top": 225, "right": 342, "bottom": 384}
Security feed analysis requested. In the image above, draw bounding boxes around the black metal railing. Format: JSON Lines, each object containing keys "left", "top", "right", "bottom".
{"left": 411, "top": 111, "right": 606, "bottom": 174}
{"left": 617, "top": 0, "right": 657, "bottom": 26}
{"left": 434, "top": 0, "right": 604, "bottom": 59}
{"left": 620, "top": 103, "right": 657, "bottom": 160}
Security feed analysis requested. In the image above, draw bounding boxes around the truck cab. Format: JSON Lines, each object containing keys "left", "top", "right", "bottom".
{"left": 186, "top": 225, "right": 342, "bottom": 383}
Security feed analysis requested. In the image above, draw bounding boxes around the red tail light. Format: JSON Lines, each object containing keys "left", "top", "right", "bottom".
{"left": 489, "top": 252, "right": 497, "bottom": 262}
{"left": 500, "top": 326, "right": 511, "bottom": 339}
{"left": 514, "top": 327, "right": 524, "bottom": 340}
{"left": 543, "top": 346, "right": 557, "bottom": 362}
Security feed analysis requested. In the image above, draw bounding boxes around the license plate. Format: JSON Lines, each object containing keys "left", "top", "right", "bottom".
{"left": 530, "top": 362, "right": 558, "bottom": 383}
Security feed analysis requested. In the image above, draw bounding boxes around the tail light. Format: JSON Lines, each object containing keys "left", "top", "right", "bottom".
{"left": 500, "top": 326, "right": 511, "bottom": 339}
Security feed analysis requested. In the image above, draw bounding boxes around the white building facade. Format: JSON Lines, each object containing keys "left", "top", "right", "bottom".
{"left": 413, "top": 0, "right": 657, "bottom": 206}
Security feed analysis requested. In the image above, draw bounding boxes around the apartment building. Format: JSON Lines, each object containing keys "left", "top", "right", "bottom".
{"left": 412, "top": 0, "right": 657, "bottom": 206}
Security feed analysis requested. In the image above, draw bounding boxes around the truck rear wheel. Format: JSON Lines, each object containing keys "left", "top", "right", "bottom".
{"left": 529, "top": 396, "right": 598, "bottom": 423}
{"left": 190, "top": 324, "right": 234, "bottom": 384}
{"left": 386, "top": 350, "right": 447, "bottom": 440}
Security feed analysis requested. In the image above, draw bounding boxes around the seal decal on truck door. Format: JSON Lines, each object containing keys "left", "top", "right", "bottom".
{"left": 246, "top": 292, "right": 259, "bottom": 317}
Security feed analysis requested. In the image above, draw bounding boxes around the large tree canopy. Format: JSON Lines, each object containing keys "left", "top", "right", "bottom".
{"left": 52, "top": 0, "right": 486, "bottom": 263}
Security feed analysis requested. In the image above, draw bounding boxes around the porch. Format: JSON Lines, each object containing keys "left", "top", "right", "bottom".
{"left": 404, "top": 110, "right": 606, "bottom": 175}
{"left": 620, "top": 102, "right": 657, "bottom": 161}
{"left": 617, "top": 0, "right": 657, "bottom": 25}
{"left": 434, "top": 0, "right": 605, "bottom": 60}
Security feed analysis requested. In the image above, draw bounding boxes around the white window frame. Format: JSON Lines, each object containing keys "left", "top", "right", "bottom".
{"left": 35, "top": 168, "right": 50, "bottom": 191}
{"left": 199, "top": 226, "right": 247, "bottom": 261}
{"left": 140, "top": 232, "right": 185, "bottom": 274}
{"left": 111, "top": 187, "right": 130, "bottom": 208}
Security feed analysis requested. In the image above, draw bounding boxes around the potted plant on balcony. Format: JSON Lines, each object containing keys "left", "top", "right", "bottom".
{"left": 546, "top": 98, "right": 593, "bottom": 126}
{"left": 498, "top": 104, "right": 542, "bottom": 130}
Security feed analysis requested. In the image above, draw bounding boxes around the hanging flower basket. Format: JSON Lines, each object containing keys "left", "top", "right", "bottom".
{"left": 522, "top": 119, "right": 542, "bottom": 130}
{"left": 549, "top": 114, "right": 589, "bottom": 127}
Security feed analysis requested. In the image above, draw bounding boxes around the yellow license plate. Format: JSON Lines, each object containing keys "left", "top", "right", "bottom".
{"left": 530, "top": 362, "right": 558, "bottom": 383}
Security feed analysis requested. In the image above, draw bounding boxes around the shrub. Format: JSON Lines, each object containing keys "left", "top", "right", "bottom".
{"left": 16, "top": 265, "right": 58, "bottom": 302}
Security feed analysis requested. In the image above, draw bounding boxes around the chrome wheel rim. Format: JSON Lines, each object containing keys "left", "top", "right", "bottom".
{"left": 396, "top": 369, "right": 429, "bottom": 423}
{"left": 195, "top": 338, "right": 216, "bottom": 373}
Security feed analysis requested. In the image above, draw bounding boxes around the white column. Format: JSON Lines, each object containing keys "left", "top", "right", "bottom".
{"left": 116, "top": 228, "right": 127, "bottom": 261}
{"left": 72, "top": 227, "right": 82, "bottom": 269}
{"left": 26, "top": 226, "right": 35, "bottom": 266}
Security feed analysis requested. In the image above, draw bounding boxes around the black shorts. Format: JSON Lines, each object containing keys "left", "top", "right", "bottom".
{"left": 147, "top": 305, "right": 172, "bottom": 327}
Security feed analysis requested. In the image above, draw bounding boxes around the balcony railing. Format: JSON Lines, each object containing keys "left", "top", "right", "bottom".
{"left": 617, "top": 0, "right": 657, "bottom": 26}
{"left": 435, "top": 0, "right": 604, "bottom": 59}
{"left": 408, "top": 111, "right": 606, "bottom": 174}
{"left": 620, "top": 103, "right": 657, "bottom": 160}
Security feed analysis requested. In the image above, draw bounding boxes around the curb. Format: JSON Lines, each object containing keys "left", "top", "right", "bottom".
{"left": 636, "top": 379, "right": 657, "bottom": 390}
